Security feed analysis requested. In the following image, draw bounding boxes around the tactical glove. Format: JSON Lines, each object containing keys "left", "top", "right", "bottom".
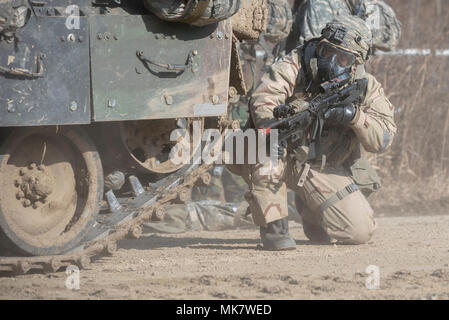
{"left": 273, "top": 104, "right": 294, "bottom": 119}
{"left": 324, "top": 103, "right": 356, "bottom": 125}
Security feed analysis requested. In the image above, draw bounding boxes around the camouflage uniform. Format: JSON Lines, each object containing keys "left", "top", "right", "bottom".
{"left": 286, "top": 0, "right": 351, "bottom": 52}
{"left": 145, "top": 165, "right": 252, "bottom": 235}
{"left": 241, "top": 16, "right": 396, "bottom": 244}
{"left": 191, "top": 166, "right": 248, "bottom": 203}
{"left": 286, "top": 0, "right": 401, "bottom": 53}
{"left": 194, "top": 0, "right": 294, "bottom": 207}
{"left": 145, "top": 0, "right": 299, "bottom": 235}
{"left": 263, "top": 0, "right": 293, "bottom": 60}
{"left": 144, "top": 201, "right": 253, "bottom": 234}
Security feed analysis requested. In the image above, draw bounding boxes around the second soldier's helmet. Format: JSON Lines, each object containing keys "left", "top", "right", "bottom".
{"left": 320, "top": 15, "right": 373, "bottom": 64}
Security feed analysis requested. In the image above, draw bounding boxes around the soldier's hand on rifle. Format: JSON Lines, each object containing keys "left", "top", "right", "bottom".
{"left": 324, "top": 103, "right": 356, "bottom": 125}
{"left": 273, "top": 104, "right": 293, "bottom": 119}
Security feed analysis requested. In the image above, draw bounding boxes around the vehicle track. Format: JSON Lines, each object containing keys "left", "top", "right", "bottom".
{"left": 0, "top": 120, "right": 238, "bottom": 275}
{"left": 0, "top": 160, "right": 213, "bottom": 275}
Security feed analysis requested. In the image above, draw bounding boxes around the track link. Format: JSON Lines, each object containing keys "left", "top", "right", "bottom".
{"left": 0, "top": 162, "right": 214, "bottom": 275}
{"left": 0, "top": 119, "right": 238, "bottom": 276}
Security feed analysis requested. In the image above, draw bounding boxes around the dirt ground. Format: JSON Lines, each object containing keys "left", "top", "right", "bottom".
{"left": 0, "top": 215, "right": 448, "bottom": 300}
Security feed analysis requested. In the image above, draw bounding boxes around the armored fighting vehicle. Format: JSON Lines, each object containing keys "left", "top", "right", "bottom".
{"left": 0, "top": 0, "right": 266, "bottom": 273}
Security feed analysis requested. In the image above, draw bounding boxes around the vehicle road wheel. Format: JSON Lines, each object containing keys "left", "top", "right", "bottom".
{"left": 121, "top": 118, "right": 203, "bottom": 174}
{"left": 0, "top": 126, "right": 103, "bottom": 256}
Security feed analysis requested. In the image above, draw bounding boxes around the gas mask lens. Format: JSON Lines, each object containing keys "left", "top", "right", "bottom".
{"left": 317, "top": 42, "right": 356, "bottom": 68}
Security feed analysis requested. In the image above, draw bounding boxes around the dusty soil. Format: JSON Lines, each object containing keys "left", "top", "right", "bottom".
{"left": 0, "top": 215, "right": 448, "bottom": 300}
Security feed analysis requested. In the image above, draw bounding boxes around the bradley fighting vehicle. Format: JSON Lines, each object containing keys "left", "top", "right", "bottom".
{"left": 0, "top": 0, "right": 267, "bottom": 273}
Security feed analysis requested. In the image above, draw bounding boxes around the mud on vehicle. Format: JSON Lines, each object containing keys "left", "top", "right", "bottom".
{"left": 0, "top": 0, "right": 266, "bottom": 271}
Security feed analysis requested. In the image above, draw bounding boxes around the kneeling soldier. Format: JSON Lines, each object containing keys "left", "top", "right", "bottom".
{"left": 231, "top": 15, "right": 397, "bottom": 250}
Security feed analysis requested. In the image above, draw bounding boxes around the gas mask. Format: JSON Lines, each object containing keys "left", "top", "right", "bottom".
{"left": 316, "top": 41, "right": 357, "bottom": 82}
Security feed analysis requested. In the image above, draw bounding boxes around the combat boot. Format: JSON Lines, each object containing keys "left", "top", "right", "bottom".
{"left": 294, "top": 194, "right": 331, "bottom": 243}
{"left": 302, "top": 221, "right": 332, "bottom": 243}
{"left": 260, "top": 218, "right": 296, "bottom": 251}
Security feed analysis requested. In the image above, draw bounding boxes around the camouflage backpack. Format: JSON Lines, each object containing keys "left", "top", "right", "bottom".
{"left": 287, "top": 0, "right": 401, "bottom": 52}
{"left": 264, "top": 0, "right": 293, "bottom": 43}
{"left": 348, "top": 0, "right": 402, "bottom": 52}
{"left": 287, "top": 0, "right": 352, "bottom": 50}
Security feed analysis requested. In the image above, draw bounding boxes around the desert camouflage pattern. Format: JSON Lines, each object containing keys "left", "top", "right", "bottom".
{"left": 250, "top": 49, "right": 396, "bottom": 151}
{"left": 285, "top": 162, "right": 376, "bottom": 244}
{"left": 242, "top": 37, "right": 396, "bottom": 243}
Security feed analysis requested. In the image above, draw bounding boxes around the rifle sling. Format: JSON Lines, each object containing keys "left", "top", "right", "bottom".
{"left": 307, "top": 116, "right": 326, "bottom": 170}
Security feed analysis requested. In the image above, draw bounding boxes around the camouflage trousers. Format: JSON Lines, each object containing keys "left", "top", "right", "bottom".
{"left": 239, "top": 158, "right": 377, "bottom": 244}
{"left": 143, "top": 201, "right": 254, "bottom": 234}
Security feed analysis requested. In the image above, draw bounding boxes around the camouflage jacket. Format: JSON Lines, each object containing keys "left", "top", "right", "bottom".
{"left": 249, "top": 44, "right": 397, "bottom": 167}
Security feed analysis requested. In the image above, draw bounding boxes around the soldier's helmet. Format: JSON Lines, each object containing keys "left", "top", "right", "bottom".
{"left": 320, "top": 15, "right": 373, "bottom": 64}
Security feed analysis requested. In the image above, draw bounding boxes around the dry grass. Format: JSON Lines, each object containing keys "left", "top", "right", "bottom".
{"left": 366, "top": 0, "right": 449, "bottom": 211}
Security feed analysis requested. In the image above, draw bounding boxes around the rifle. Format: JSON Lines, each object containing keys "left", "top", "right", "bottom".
{"left": 265, "top": 73, "right": 369, "bottom": 160}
